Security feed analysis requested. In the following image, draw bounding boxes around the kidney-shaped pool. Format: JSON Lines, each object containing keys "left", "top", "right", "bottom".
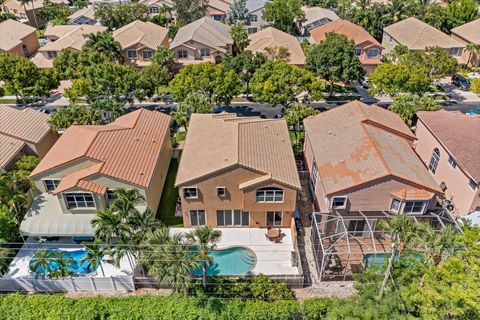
{"left": 192, "top": 246, "right": 256, "bottom": 276}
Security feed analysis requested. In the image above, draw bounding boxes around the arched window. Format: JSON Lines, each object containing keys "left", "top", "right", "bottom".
{"left": 429, "top": 148, "right": 440, "bottom": 174}
{"left": 256, "top": 187, "right": 284, "bottom": 203}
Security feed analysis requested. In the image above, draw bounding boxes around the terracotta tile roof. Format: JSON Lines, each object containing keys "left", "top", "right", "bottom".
{"left": 113, "top": 20, "right": 168, "bottom": 50}
{"left": 417, "top": 110, "right": 480, "bottom": 182}
{"left": 391, "top": 188, "right": 434, "bottom": 201}
{"left": 39, "top": 25, "right": 107, "bottom": 52}
{"left": 0, "top": 135, "right": 24, "bottom": 169}
{"left": 451, "top": 18, "right": 480, "bottom": 45}
{"left": 310, "top": 19, "right": 381, "bottom": 48}
{"left": 303, "top": 101, "right": 441, "bottom": 195}
{"left": 0, "top": 19, "right": 37, "bottom": 51}
{"left": 31, "top": 109, "right": 171, "bottom": 188}
{"left": 53, "top": 162, "right": 104, "bottom": 194}
{"left": 0, "top": 106, "right": 52, "bottom": 143}
{"left": 384, "top": 17, "right": 464, "bottom": 50}
{"left": 175, "top": 113, "right": 301, "bottom": 189}
{"left": 246, "top": 27, "right": 306, "bottom": 65}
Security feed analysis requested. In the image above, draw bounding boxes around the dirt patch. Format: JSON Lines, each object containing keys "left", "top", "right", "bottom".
{"left": 293, "top": 281, "right": 356, "bottom": 300}
{"left": 64, "top": 288, "right": 173, "bottom": 299}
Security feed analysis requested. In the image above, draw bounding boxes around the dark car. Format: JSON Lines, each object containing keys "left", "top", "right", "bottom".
{"left": 451, "top": 74, "right": 470, "bottom": 91}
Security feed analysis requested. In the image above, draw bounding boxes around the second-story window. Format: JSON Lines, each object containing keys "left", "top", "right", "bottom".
{"left": 64, "top": 193, "right": 95, "bottom": 209}
{"left": 367, "top": 48, "right": 379, "bottom": 58}
{"left": 449, "top": 47, "right": 461, "bottom": 56}
{"left": 127, "top": 50, "right": 137, "bottom": 59}
{"left": 354, "top": 48, "right": 362, "bottom": 56}
{"left": 150, "top": 6, "right": 159, "bottom": 14}
{"left": 217, "top": 187, "right": 226, "bottom": 197}
{"left": 178, "top": 50, "right": 187, "bottom": 58}
{"left": 142, "top": 50, "right": 153, "bottom": 59}
{"left": 403, "top": 200, "right": 426, "bottom": 214}
{"left": 448, "top": 155, "right": 457, "bottom": 169}
{"left": 429, "top": 148, "right": 440, "bottom": 174}
{"left": 44, "top": 179, "right": 60, "bottom": 192}
{"left": 106, "top": 189, "right": 117, "bottom": 201}
{"left": 331, "top": 196, "right": 347, "bottom": 209}
{"left": 249, "top": 14, "right": 258, "bottom": 22}
{"left": 256, "top": 187, "right": 284, "bottom": 203}
{"left": 469, "top": 179, "right": 478, "bottom": 190}
{"left": 183, "top": 187, "right": 198, "bottom": 199}
{"left": 200, "top": 48, "right": 210, "bottom": 57}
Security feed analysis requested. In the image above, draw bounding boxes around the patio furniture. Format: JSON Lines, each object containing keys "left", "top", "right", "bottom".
{"left": 274, "top": 232, "right": 286, "bottom": 243}
{"left": 266, "top": 228, "right": 281, "bottom": 240}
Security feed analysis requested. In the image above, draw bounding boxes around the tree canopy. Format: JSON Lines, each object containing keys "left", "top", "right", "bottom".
{"left": 174, "top": 0, "right": 208, "bottom": 25}
{"left": 389, "top": 94, "right": 440, "bottom": 127}
{"left": 94, "top": 3, "right": 150, "bottom": 30}
{"left": 262, "top": 0, "right": 303, "bottom": 34}
{"left": 368, "top": 63, "right": 430, "bottom": 96}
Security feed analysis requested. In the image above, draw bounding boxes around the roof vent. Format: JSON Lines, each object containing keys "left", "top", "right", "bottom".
{"left": 134, "top": 137, "right": 140, "bottom": 141}
{"left": 152, "top": 139, "right": 156, "bottom": 143}
{"left": 139, "top": 172, "right": 145, "bottom": 176}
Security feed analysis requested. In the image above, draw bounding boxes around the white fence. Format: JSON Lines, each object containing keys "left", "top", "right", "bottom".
{"left": 0, "top": 276, "right": 135, "bottom": 292}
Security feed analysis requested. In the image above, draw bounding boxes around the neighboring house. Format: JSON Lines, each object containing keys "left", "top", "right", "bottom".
{"left": 310, "top": 19, "right": 383, "bottom": 74}
{"left": 207, "top": 0, "right": 232, "bottom": 21}
{"left": 33, "top": 24, "right": 107, "bottom": 68}
{"left": 139, "top": 0, "right": 175, "bottom": 21}
{"left": 414, "top": 110, "right": 480, "bottom": 217}
{"left": 21, "top": 109, "right": 172, "bottom": 237}
{"left": 67, "top": 6, "right": 99, "bottom": 25}
{"left": 0, "top": 106, "right": 58, "bottom": 170}
{"left": 298, "top": 6, "right": 339, "bottom": 37}
{"left": 0, "top": 19, "right": 39, "bottom": 57}
{"left": 245, "top": 27, "right": 305, "bottom": 65}
{"left": 113, "top": 20, "right": 169, "bottom": 67}
{"left": 175, "top": 113, "right": 301, "bottom": 228}
{"left": 382, "top": 17, "right": 465, "bottom": 62}
{"left": 245, "top": 0, "right": 268, "bottom": 34}
{"left": 1, "top": 0, "right": 68, "bottom": 27}
{"left": 451, "top": 18, "right": 480, "bottom": 67}
{"left": 303, "top": 100, "right": 441, "bottom": 218}
{"left": 169, "top": 17, "right": 232, "bottom": 65}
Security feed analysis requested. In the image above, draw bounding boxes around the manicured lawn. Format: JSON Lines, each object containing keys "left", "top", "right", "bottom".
{"left": 156, "top": 158, "right": 183, "bottom": 226}
{"left": 289, "top": 130, "right": 305, "bottom": 145}
{"left": 173, "top": 132, "right": 186, "bottom": 146}
{"left": 0, "top": 99, "right": 17, "bottom": 104}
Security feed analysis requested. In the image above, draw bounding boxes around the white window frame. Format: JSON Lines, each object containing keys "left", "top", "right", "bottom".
{"left": 266, "top": 211, "right": 283, "bottom": 226}
{"left": 247, "top": 27, "right": 257, "bottom": 34}
{"left": 331, "top": 196, "right": 348, "bottom": 209}
{"left": 127, "top": 50, "right": 137, "bottom": 59}
{"left": 189, "top": 210, "right": 206, "bottom": 226}
{"left": 449, "top": 47, "right": 460, "bottom": 56}
{"left": 177, "top": 50, "right": 187, "bottom": 58}
{"left": 448, "top": 155, "right": 457, "bottom": 169}
{"left": 310, "top": 160, "right": 319, "bottom": 195}
{"left": 429, "top": 148, "right": 440, "bottom": 174}
{"left": 43, "top": 179, "right": 60, "bottom": 192}
{"left": 403, "top": 200, "right": 427, "bottom": 214}
{"left": 249, "top": 14, "right": 258, "bottom": 22}
{"left": 183, "top": 187, "right": 198, "bottom": 199}
{"left": 217, "top": 186, "right": 226, "bottom": 197}
{"left": 63, "top": 192, "right": 96, "bottom": 210}
{"left": 142, "top": 50, "right": 153, "bottom": 59}
{"left": 367, "top": 48, "right": 379, "bottom": 58}
{"left": 256, "top": 188, "right": 284, "bottom": 203}
{"left": 200, "top": 48, "right": 210, "bottom": 57}
{"left": 216, "top": 210, "right": 249, "bottom": 226}
{"left": 150, "top": 6, "right": 159, "bottom": 14}
{"left": 390, "top": 198, "right": 401, "bottom": 213}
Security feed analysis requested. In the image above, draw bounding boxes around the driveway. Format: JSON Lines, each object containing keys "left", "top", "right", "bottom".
{"left": 438, "top": 77, "right": 480, "bottom": 102}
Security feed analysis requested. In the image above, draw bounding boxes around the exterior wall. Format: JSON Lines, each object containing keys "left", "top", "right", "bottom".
{"left": 28, "top": 130, "right": 59, "bottom": 159}
{"left": 381, "top": 32, "right": 400, "bottom": 54}
{"left": 6, "top": 32, "right": 39, "bottom": 57}
{"left": 246, "top": 7, "right": 267, "bottom": 34}
{"left": 173, "top": 41, "right": 232, "bottom": 63}
{"left": 121, "top": 40, "right": 169, "bottom": 66}
{"left": 451, "top": 33, "right": 479, "bottom": 67}
{"left": 303, "top": 131, "right": 328, "bottom": 212}
{"left": 56, "top": 185, "right": 107, "bottom": 214}
{"left": 356, "top": 42, "right": 382, "bottom": 70}
{"left": 179, "top": 166, "right": 298, "bottom": 228}
{"left": 414, "top": 119, "right": 479, "bottom": 216}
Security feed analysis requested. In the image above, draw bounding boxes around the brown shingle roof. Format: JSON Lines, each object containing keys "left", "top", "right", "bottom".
{"left": 30, "top": 109, "right": 171, "bottom": 188}
{"left": 175, "top": 113, "right": 301, "bottom": 189}
{"left": 310, "top": 19, "right": 381, "bottom": 48}
{"left": 0, "top": 19, "right": 37, "bottom": 51}
{"left": 304, "top": 101, "right": 440, "bottom": 195}
{"left": 0, "top": 106, "right": 52, "bottom": 143}
{"left": 113, "top": 20, "right": 168, "bottom": 50}
{"left": 417, "top": 110, "right": 480, "bottom": 182}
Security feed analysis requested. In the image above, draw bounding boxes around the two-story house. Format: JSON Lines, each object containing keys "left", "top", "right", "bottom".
{"left": 451, "top": 18, "right": 480, "bottom": 67}
{"left": 245, "top": 0, "right": 268, "bottom": 34}
{"left": 310, "top": 19, "right": 383, "bottom": 74}
{"left": 303, "top": 101, "right": 441, "bottom": 220}
{"left": 169, "top": 17, "right": 232, "bottom": 65}
{"left": 1, "top": 0, "right": 68, "bottom": 27}
{"left": 0, "top": 19, "right": 39, "bottom": 57}
{"left": 206, "top": 0, "right": 232, "bottom": 21}
{"left": 382, "top": 17, "right": 465, "bottom": 62}
{"left": 414, "top": 110, "right": 480, "bottom": 217}
{"left": 113, "top": 20, "right": 169, "bottom": 67}
{"left": 175, "top": 113, "right": 301, "bottom": 228}
{"left": 20, "top": 109, "right": 172, "bottom": 237}
{"left": 67, "top": 6, "right": 99, "bottom": 25}
{"left": 298, "top": 6, "right": 339, "bottom": 37}
{"left": 139, "top": 0, "right": 175, "bottom": 22}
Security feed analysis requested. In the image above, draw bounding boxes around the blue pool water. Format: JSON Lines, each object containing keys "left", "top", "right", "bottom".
{"left": 192, "top": 247, "right": 256, "bottom": 276}
{"left": 29, "top": 249, "right": 97, "bottom": 275}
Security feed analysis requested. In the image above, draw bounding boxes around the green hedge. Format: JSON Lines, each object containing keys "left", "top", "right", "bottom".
{"left": 0, "top": 294, "right": 316, "bottom": 320}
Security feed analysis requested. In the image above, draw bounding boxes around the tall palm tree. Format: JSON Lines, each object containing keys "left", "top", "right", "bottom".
{"left": 171, "top": 104, "right": 189, "bottom": 132}
{"left": 186, "top": 226, "right": 222, "bottom": 289}
{"left": 127, "top": 208, "right": 160, "bottom": 238}
{"left": 414, "top": 223, "right": 458, "bottom": 267}
{"left": 80, "top": 242, "right": 105, "bottom": 277}
{"left": 49, "top": 251, "right": 74, "bottom": 279}
{"left": 465, "top": 43, "right": 479, "bottom": 67}
{"left": 30, "top": 249, "right": 58, "bottom": 278}
{"left": 111, "top": 188, "right": 144, "bottom": 219}
{"left": 91, "top": 207, "right": 130, "bottom": 244}
{"left": 18, "top": 0, "right": 39, "bottom": 29}
{"left": 83, "top": 31, "right": 123, "bottom": 63}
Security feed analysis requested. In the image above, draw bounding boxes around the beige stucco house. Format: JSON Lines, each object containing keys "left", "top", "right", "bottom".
{"left": 206, "top": 0, "right": 232, "bottom": 21}
{"left": 67, "top": 6, "right": 99, "bottom": 25}
{"left": 21, "top": 109, "right": 172, "bottom": 237}
{"left": 169, "top": 17, "right": 232, "bottom": 65}
{"left": 1, "top": 0, "right": 68, "bottom": 27}
{"left": 113, "top": 20, "right": 169, "bottom": 67}
{"left": 298, "top": 6, "right": 339, "bottom": 37}
{"left": 382, "top": 17, "right": 465, "bottom": 62}
{"left": 414, "top": 110, "right": 480, "bottom": 217}
{"left": 0, "top": 106, "right": 58, "bottom": 170}
{"left": 0, "top": 19, "right": 39, "bottom": 57}
{"left": 303, "top": 101, "right": 441, "bottom": 218}
{"left": 310, "top": 19, "right": 383, "bottom": 74}
{"left": 451, "top": 18, "right": 480, "bottom": 67}
{"left": 175, "top": 113, "right": 301, "bottom": 228}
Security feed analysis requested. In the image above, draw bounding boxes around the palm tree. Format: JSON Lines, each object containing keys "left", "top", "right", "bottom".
{"left": 171, "top": 104, "right": 189, "bottom": 132}
{"left": 284, "top": 104, "right": 318, "bottom": 145}
{"left": 91, "top": 207, "right": 130, "bottom": 244}
{"left": 181, "top": 93, "right": 212, "bottom": 114}
{"left": 264, "top": 46, "right": 290, "bottom": 61}
{"left": 30, "top": 249, "right": 57, "bottom": 278}
{"left": 414, "top": 223, "right": 458, "bottom": 267}
{"left": 186, "top": 226, "right": 222, "bottom": 289}
{"left": 80, "top": 242, "right": 105, "bottom": 277}
{"left": 0, "top": 248, "right": 12, "bottom": 276}
{"left": 388, "top": 0, "right": 408, "bottom": 23}
{"left": 49, "top": 251, "right": 74, "bottom": 279}
{"left": 465, "top": 43, "right": 479, "bottom": 67}
{"left": 18, "top": 0, "right": 39, "bottom": 29}
{"left": 111, "top": 188, "right": 144, "bottom": 219}
{"left": 127, "top": 208, "right": 160, "bottom": 238}
{"left": 83, "top": 31, "right": 123, "bottom": 63}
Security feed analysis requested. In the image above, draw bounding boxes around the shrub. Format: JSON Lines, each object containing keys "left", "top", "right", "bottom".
{"left": 471, "top": 78, "right": 480, "bottom": 94}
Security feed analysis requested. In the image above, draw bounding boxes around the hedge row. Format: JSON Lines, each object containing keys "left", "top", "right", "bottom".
{"left": 0, "top": 294, "right": 335, "bottom": 320}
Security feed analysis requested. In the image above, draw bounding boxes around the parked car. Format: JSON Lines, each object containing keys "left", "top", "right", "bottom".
{"left": 451, "top": 74, "right": 470, "bottom": 91}
{"left": 358, "top": 77, "right": 369, "bottom": 89}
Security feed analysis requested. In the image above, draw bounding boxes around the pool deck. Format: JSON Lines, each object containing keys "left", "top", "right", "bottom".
{"left": 5, "top": 237, "right": 134, "bottom": 279}
{"left": 171, "top": 228, "right": 300, "bottom": 276}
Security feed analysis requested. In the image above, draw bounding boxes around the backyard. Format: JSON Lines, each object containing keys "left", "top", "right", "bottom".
{"left": 156, "top": 158, "right": 183, "bottom": 226}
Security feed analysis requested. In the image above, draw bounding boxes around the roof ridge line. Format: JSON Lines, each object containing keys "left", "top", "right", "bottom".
{"left": 360, "top": 121, "right": 392, "bottom": 176}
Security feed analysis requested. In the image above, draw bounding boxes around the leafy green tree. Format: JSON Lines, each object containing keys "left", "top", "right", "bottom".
{"left": 38, "top": 0, "right": 70, "bottom": 24}
{"left": 471, "top": 78, "right": 480, "bottom": 94}
{"left": 80, "top": 242, "right": 105, "bottom": 276}
{"left": 181, "top": 92, "right": 212, "bottom": 113}
{"left": 251, "top": 60, "right": 324, "bottom": 106}
{"left": 368, "top": 63, "right": 430, "bottom": 96}
{"left": 262, "top": 0, "right": 303, "bottom": 34}
{"left": 48, "top": 104, "right": 102, "bottom": 131}
{"left": 0, "top": 246, "right": 12, "bottom": 276}
{"left": 111, "top": 188, "right": 144, "bottom": 219}
{"left": 423, "top": 46, "right": 458, "bottom": 82}
{"left": 94, "top": 3, "right": 150, "bottom": 30}
{"left": 136, "top": 64, "right": 170, "bottom": 99}
{"left": 389, "top": 94, "right": 440, "bottom": 126}
{"left": 445, "top": 0, "right": 479, "bottom": 30}
{"left": 83, "top": 31, "right": 123, "bottom": 63}
{"left": 186, "top": 226, "right": 222, "bottom": 289}
{"left": 171, "top": 104, "right": 189, "bottom": 132}
{"left": 91, "top": 207, "right": 130, "bottom": 245}
{"left": 264, "top": 46, "right": 290, "bottom": 61}
{"left": 49, "top": 251, "right": 75, "bottom": 278}
{"left": 73, "top": 0, "right": 89, "bottom": 9}
{"left": 90, "top": 99, "right": 125, "bottom": 123}
{"left": 169, "top": 62, "right": 241, "bottom": 105}
{"left": 223, "top": 51, "right": 267, "bottom": 95}
{"left": 0, "top": 13, "right": 17, "bottom": 22}
{"left": 174, "top": 0, "right": 208, "bottom": 25}
{"left": 305, "top": 32, "right": 365, "bottom": 97}
{"left": 284, "top": 104, "right": 318, "bottom": 145}
{"left": 230, "top": 23, "right": 249, "bottom": 54}
{"left": 226, "top": 0, "right": 248, "bottom": 25}
{"left": 465, "top": 43, "right": 480, "bottom": 67}
{"left": 30, "top": 249, "right": 56, "bottom": 278}
{"left": 152, "top": 46, "right": 175, "bottom": 72}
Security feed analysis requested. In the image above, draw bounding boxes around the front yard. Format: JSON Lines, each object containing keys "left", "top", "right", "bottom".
{"left": 156, "top": 158, "right": 183, "bottom": 226}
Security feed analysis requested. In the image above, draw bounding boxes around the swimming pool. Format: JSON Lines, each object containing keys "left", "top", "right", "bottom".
{"left": 192, "top": 247, "right": 256, "bottom": 276}
{"left": 29, "top": 249, "right": 97, "bottom": 276}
